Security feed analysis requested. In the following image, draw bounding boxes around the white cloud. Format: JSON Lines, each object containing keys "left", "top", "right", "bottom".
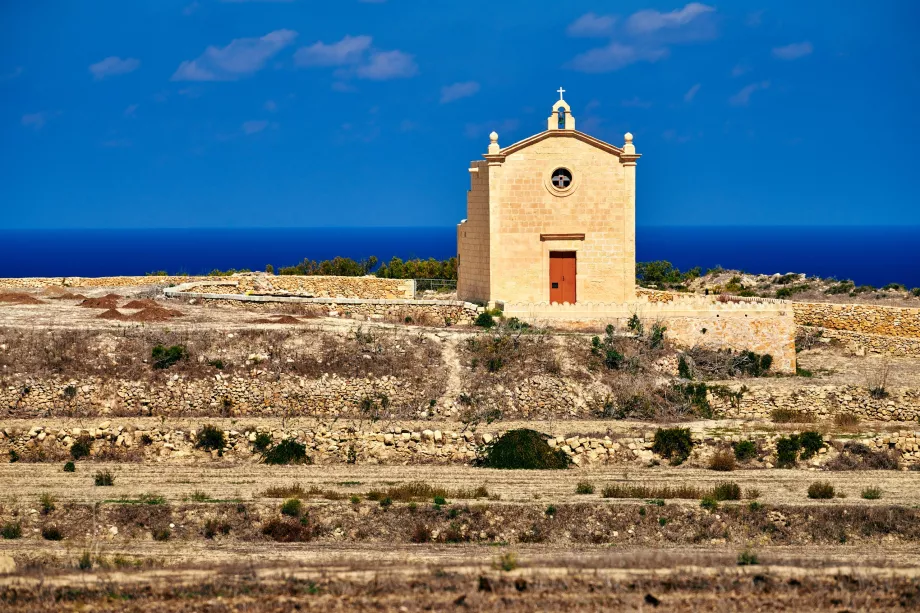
{"left": 294, "top": 35, "right": 372, "bottom": 66}
{"left": 242, "top": 120, "right": 269, "bottom": 134}
{"left": 21, "top": 111, "right": 59, "bottom": 130}
{"left": 684, "top": 83, "right": 701, "bottom": 102}
{"left": 172, "top": 29, "right": 297, "bottom": 81}
{"left": 124, "top": 104, "right": 139, "bottom": 117}
{"left": 356, "top": 50, "right": 417, "bottom": 80}
{"left": 773, "top": 41, "right": 813, "bottom": 60}
{"left": 621, "top": 96, "right": 652, "bottom": 108}
{"left": 627, "top": 2, "right": 715, "bottom": 34}
{"left": 264, "top": 100, "right": 277, "bottom": 112}
{"left": 729, "top": 81, "right": 770, "bottom": 106}
{"left": 440, "top": 81, "right": 480, "bottom": 103}
{"left": 567, "top": 13, "right": 616, "bottom": 37}
{"left": 569, "top": 43, "right": 668, "bottom": 73}
{"left": 89, "top": 56, "right": 140, "bottom": 80}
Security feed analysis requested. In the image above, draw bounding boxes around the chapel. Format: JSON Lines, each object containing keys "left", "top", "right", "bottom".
{"left": 457, "top": 91, "right": 640, "bottom": 306}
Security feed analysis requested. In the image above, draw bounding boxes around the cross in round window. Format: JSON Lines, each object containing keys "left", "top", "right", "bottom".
{"left": 551, "top": 168, "right": 572, "bottom": 189}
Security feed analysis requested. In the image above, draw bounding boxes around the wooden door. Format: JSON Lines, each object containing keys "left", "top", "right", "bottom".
{"left": 549, "top": 252, "right": 576, "bottom": 304}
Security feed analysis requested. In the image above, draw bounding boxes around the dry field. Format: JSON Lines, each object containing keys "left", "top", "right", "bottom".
{"left": 1, "top": 284, "right": 919, "bottom": 611}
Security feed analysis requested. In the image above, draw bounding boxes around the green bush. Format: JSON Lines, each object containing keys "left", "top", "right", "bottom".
{"left": 280, "top": 498, "right": 302, "bottom": 517}
{"left": 42, "top": 525, "right": 63, "bottom": 541}
{"left": 63, "top": 461, "right": 75, "bottom": 473}
{"left": 591, "top": 325, "right": 625, "bottom": 369}
{"left": 652, "top": 428, "right": 694, "bottom": 466}
{"left": 732, "top": 351, "right": 773, "bottom": 377}
{"left": 152, "top": 527, "right": 171, "bottom": 541}
{"left": 263, "top": 439, "right": 311, "bottom": 465}
{"left": 195, "top": 424, "right": 226, "bottom": 453}
{"left": 677, "top": 355, "right": 692, "bottom": 379}
{"left": 737, "top": 550, "right": 759, "bottom": 566}
{"left": 712, "top": 482, "right": 741, "bottom": 501}
{"left": 700, "top": 497, "right": 718, "bottom": 510}
{"left": 40, "top": 493, "right": 56, "bottom": 514}
{"left": 861, "top": 487, "right": 882, "bottom": 500}
{"left": 476, "top": 429, "right": 570, "bottom": 470}
{"left": 776, "top": 435, "right": 802, "bottom": 468}
{"left": 252, "top": 432, "right": 273, "bottom": 453}
{"left": 70, "top": 437, "right": 92, "bottom": 460}
{"left": 78, "top": 551, "right": 93, "bottom": 571}
{"left": 1, "top": 522, "right": 22, "bottom": 539}
{"left": 474, "top": 312, "right": 495, "bottom": 329}
{"left": 807, "top": 481, "right": 835, "bottom": 499}
{"left": 94, "top": 470, "right": 115, "bottom": 486}
{"left": 575, "top": 482, "right": 595, "bottom": 495}
{"left": 798, "top": 431, "right": 824, "bottom": 459}
{"left": 648, "top": 322, "right": 667, "bottom": 349}
{"left": 151, "top": 344, "right": 187, "bottom": 370}
{"left": 732, "top": 440, "right": 757, "bottom": 462}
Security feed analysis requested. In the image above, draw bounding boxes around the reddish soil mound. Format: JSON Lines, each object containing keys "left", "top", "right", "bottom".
{"left": 79, "top": 293, "right": 123, "bottom": 309}
{"left": 96, "top": 308, "right": 129, "bottom": 320}
{"left": 126, "top": 307, "right": 184, "bottom": 322}
{"left": 251, "top": 315, "right": 303, "bottom": 324}
{"left": 122, "top": 299, "right": 159, "bottom": 309}
{"left": 0, "top": 292, "right": 45, "bottom": 305}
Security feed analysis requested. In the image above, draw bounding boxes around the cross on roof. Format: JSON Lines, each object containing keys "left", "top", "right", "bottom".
{"left": 557, "top": 87, "right": 566, "bottom": 100}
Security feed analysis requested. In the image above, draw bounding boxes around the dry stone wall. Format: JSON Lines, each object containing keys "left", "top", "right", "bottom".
{"left": 793, "top": 302, "right": 920, "bottom": 338}
{"left": 811, "top": 328, "right": 920, "bottom": 358}
{"left": 4, "top": 419, "right": 919, "bottom": 467}
{"left": 708, "top": 383, "right": 920, "bottom": 422}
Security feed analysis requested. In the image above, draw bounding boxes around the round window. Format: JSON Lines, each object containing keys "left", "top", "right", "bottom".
{"left": 551, "top": 168, "right": 573, "bottom": 190}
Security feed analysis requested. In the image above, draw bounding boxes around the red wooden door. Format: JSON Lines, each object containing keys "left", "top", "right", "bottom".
{"left": 549, "top": 252, "right": 576, "bottom": 304}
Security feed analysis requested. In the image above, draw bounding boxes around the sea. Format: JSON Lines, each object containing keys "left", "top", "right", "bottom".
{"left": 0, "top": 226, "right": 917, "bottom": 288}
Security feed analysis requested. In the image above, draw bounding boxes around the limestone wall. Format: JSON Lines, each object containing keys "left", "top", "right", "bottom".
{"left": 708, "top": 383, "right": 920, "bottom": 422}
{"left": 457, "top": 160, "right": 491, "bottom": 303}
{"left": 793, "top": 302, "right": 920, "bottom": 338}
{"left": 0, "top": 276, "right": 205, "bottom": 289}
{"left": 812, "top": 328, "right": 920, "bottom": 357}
{"left": 4, "top": 419, "right": 919, "bottom": 467}
{"left": 504, "top": 297, "right": 797, "bottom": 373}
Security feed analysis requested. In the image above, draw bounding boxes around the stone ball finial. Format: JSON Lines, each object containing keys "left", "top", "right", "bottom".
{"left": 489, "top": 131, "right": 499, "bottom": 144}
{"left": 624, "top": 132, "right": 634, "bottom": 143}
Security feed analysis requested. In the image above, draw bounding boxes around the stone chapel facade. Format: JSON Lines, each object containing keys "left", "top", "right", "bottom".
{"left": 457, "top": 94, "right": 640, "bottom": 305}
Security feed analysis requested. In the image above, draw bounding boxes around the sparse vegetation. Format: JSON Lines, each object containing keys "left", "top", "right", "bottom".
{"left": 280, "top": 498, "right": 302, "bottom": 517}
{"left": 708, "top": 449, "right": 736, "bottom": 471}
{"left": 826, "top": 441, "right": 899, "bottom": 470}
{"left": 737, "top": 550, "right": 759, "bottom": 566}
{"left": 262, "top": 439, "right": 311, "bottom": 465}
{"left": 602, "top": 483, "right": 704, "bottom": 500}
{"left": 70, "top": 436, "right": 92, "bottom": 460}
{"left": 712, "top": 482, "right": 742, "bottom": 501}
{"left": 862, "top": 487, "right": 882, "bottom": 500}
{"left": 42, "top": 525, "right": 63, "bottom": 540}
{"left": 151, "top": 344, "right": 187, "bottom": 369}
{"left": 575, "top": 482, "right": 595, "bottom": 495}
{"left": 194, "top": 424, "right": 226, "bottom": 453}
{"left": 1, "top": 522, "right": 22, "bottom": 539}
{"left": 40, "top": 493, "right": 56, "bottom": 515}
{"left": 732, "top": 440, "right": 758, "bottom": 462}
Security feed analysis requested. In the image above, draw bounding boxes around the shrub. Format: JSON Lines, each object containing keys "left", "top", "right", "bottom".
{"left": 433, "top": 495, "right": 446, "bottom": 505}
{"left": 63, "top": 461, "right": 75, "bottom": 472}
{"left": 677, "top": 355, "right": 692, "bottom": 379}
{"left": 40, "top": 493, "right": 56, "bottom": 514}
{"left": 379, "top": 497, "right": 393, "bottom": 508}
{"left": 834, "top": 413, "right": 860, "bottom": 428}
{"left": 42, "top": 525, "right": 63, "bottom": 540}
{"left": 807, "top": 481, "right": 835, "bottom": 499}
{"left": 601, "top": 483, "right": 703, "bottom": 500}
{"left": 746, "top": 488, "right": 761, "bottom": 500}
{"left": 700, "top": 497, "right": 718, "bottom": 510}
{"left": 261, "top": 518, "right": 313, "bottom": 542}
{"left": 575, "top": 482, "right": 595, "bottom": 495}
{"left": 862, "top": 487, "right": 882, "bottom": 500}
{"left": 474, "top": 312, "right": 495, "bottom": 329}
{"left": 208, "top": 359, "right": 225, "bottom": 370}
{"left": 648, "top": 322, "right": 667, "bottom": 349}
{"left": 771, "top": 409, "right": 814, "bottom": 423}
{"left": 152, "top": 527, "right": 171, "bottom": 541}
{"left": 78, "top": 551, "right": 93, "bottom": 571}
{"left": 252, "top": 432, "right": 273, "bottom": 453}
{"left": 8, "top": 450, "right": 18, "bottom": 463}
{"left": 476, "top": 429, "right": 570, "bottom": 470}
{"left": 826, "top": 441, "right": 899, "bottom": 471}
{"left": 496, "top": 552, "right": 518, "bottom": 572}
{"left": 732, "top": 351, "right": 773, "bottom": 377}
{"left": 411, "top": 524, "right": 432, "bottom": 543}
{"left": 151, "top": 344, "right": 187, "bottom": 369}
{"left": 775, "top": 435, "right": 802, "bottom": 468}
{"left": 651, "top": 428, "right": 693, "bottom": 466}
{"left": 712, "top": 482, "right": 742, "bottom": 501}
{"left": 280, "top": 498, "right": 302, "bottom": 517}
{"left": 1, "top": 522, "right": 22, "bottom": 539}
{"left": 195, "top": 425, "right": 226, "bottom": 453}
{"left": 708, "top": 450, "right": 736, "bottom": 472}
{"left": 733, "top": 440, "right": 757, "bottom": 462}
{"left": 94, "top": 470, "right": 115, "bottom": 486}
{"left": 263, "top": 439, "right": 311, "bottom": 465}
{"left": 70, "top": 437, "right": 92, "bottom": 460}
{"left": 799, "top": 431, "right": 824, "bottom": 459}
{"left": 545, "top": 505, "right": 557, "bottom": 516}
{"left": 737, "top": 550, "right": 759, "bottom": 566}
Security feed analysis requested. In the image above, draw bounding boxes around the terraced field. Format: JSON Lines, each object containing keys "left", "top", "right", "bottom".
{"left": 1, "top": 284, "right": 919, "bottom": 611}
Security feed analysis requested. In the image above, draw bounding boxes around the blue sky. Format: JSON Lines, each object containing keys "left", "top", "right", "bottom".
{"left": 1, "top": 0, "right": 918, "bottom": 228}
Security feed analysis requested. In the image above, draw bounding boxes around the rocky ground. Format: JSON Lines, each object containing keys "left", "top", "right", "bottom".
{"left": 1, "top": 283, "right": 919, "bottom": 611}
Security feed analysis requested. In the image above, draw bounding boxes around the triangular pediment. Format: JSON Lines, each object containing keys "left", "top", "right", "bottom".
{"left": 493, "top": 130, "right": 626, "bottom": 158}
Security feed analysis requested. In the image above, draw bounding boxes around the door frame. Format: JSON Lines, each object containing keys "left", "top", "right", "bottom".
{"left": 549, "top": 250, "right": 577, "bottom": 304}
{"left": 540, "top": 237, "right": 583, "bottom": 304}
